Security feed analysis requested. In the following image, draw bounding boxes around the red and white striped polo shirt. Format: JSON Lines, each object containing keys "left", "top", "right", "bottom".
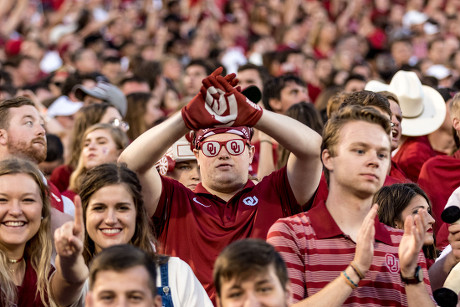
{"left": 267, "top": 200, "right": 433, "bottom": 306}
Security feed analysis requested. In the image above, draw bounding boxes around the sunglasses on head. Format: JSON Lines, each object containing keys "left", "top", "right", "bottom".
{"left": 197, "top": 139, "right": 250, "bottom": 157}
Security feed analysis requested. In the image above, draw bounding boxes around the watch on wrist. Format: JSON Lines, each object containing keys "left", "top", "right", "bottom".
{"left": 400, "top": 265, "right": 423, "bottom": 284}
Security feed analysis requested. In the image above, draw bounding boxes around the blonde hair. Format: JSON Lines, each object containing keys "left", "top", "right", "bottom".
{"left": 449, "top": 92, "right": 460, "bottom": 120}
{"left": 0, "top": 159, "right": 54, "bottom": 306}
{"left": 69, "top": 124, "right": 129, "bottom": 193}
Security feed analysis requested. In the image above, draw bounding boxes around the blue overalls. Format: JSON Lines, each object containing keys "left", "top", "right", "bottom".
{"left": 157, "top": 261, "right": 174, "bottom": 307}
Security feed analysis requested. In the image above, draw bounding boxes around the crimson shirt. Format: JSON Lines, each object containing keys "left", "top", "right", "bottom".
{"left": 392, "top": 136, "right": 440, "bottom": 183}
{"left": 154, "top": 167, "right": 301, "bottom": 302}
{"left": 418, "top": 150, "right": 460, "bottom": 236}
{"left": 267, "top": 201, "right": 433, "bottom": 305}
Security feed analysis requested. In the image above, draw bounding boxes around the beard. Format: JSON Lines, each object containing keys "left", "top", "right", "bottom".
{"left": 7, "top": 137, "right": 47, "bottom": 164}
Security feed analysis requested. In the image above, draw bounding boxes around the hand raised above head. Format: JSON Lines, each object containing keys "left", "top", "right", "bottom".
{"left": 181, "top": 67, "right": 240, "bottom": 129}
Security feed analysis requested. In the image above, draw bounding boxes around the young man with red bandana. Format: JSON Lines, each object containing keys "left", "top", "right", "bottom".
{"left": 119, "top": 68, "right": 323, "bottom": 301}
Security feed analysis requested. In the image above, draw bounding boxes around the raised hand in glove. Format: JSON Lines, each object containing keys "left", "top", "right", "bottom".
{"left": 181, "top": 67, "right": 240, "bottom": 130}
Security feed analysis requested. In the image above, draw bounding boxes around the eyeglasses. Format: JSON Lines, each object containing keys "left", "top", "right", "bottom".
{"left": 109, "top": 118, "right": 130, "bottom": 132}
{"left": 197, "top": 139, "right": 250, "bottom": 157}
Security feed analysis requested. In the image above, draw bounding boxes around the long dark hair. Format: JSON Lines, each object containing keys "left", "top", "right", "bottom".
{"left": 79, "top": 163, "right": 157, "bottom": 264}
{"left": 373, "top": 183, "right": 438, "bottom": 260}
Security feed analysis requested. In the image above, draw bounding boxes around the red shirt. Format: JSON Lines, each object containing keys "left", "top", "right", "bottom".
{"left": 49, "top": 164, "right": 73, "bottom": 192}
{"left": 267, "top": 201, "right": 433, "bottom": 305}
{"left": 418, "top": 150, "right": 460, "bottom": 236}
{"left": 49, "top": 181, "right": 64, "bottom": 212}
{"left": 17, "top": 259, "right": 54, "bottom": 307}
{"left": 155, "top": 167, "right": 301, "bottom": 301}
{"left": 392, "top": 136, "right": 439, "bottom": 183}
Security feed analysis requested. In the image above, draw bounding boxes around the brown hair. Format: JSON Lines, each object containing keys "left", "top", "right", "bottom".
{"left": 339, "top": 90, "right": 391, "bottom": 118}
{"left": 89, "top": 244, "right": 157, "bottom": 295}
{"left": 125, "top": 92, "right": 151, "bottom": 140}
{"left": 321, "top": 105, "right": 391, "bottom": 182}
{"left": 213, "top": 239, "right": 289, "bottom": 298}
{"left": 0, "top": 96, "right": 36, "bottom": 129}
{"left": 79, "top": 163, "right": 157, "bottom": 265}
{"left": 0, "top": 158, "right": 53, "bottom": 306}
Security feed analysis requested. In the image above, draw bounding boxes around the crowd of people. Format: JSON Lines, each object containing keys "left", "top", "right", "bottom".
{"left": 2, "top": 0, "right": 460, "bottom": 306}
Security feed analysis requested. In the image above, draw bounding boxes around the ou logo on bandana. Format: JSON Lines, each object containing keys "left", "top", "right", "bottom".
{"left": 243, "top": 196, "right": 258, "bottom": 206}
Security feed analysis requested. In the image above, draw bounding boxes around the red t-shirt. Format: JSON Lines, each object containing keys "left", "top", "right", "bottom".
{"left": 392, "top": 136, "right": 440, "bottom": 183}
{"left": 418, "top": 150, "right": 460, "bottom": 236}
{"left": 49, "top": 164, "right": 73, "bottom": 192}
{"left": 154, "top": 167, "right": 301, "bottom": 302}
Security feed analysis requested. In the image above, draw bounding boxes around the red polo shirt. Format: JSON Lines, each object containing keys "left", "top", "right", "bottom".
{"left": 418, "top": 150, "right": 460, "bottom": 236}
{"left": 154, "top": 167, "right": 302, "bottom": 302}
{"left": 267, "top": 200, "right": 433, "bottom": 305}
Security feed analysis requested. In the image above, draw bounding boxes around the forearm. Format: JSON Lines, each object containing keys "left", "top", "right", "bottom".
{"left": 118, "top": 112, "right": 189, "bottom": 173}
{"left": 256, "top": 131, "right": 275, "bottom": 179}
{"left": 405, "top": 283, "right": 436, "bottom": 307}
{"left": 255, "top": 110, "right": 322, "bottom": 204}
{"left": 51, "top": 255, "right": 88, "bottom": 306}
{"left": 254, "top": 110, "right": 321, "bottom": 161}
{"left": 293, "top": 266, "right": 359, "bottom": 307}
{"left": 428, "top": 251, "right": 457, "bottom": 290}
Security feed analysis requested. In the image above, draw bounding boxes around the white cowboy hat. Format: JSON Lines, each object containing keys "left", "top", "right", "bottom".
{"left": 365, "top": 70, "right": 446, "bottom": 137}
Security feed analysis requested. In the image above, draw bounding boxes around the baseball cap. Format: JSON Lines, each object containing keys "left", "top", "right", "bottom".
{"left": 155, "top": 136, "right": 196, "bottom": 175}
{"left": 47, "top": 96, "right": 83, "bottom": 118}
{"left": 74, "top": 81, "right": 127, "bottom": 116}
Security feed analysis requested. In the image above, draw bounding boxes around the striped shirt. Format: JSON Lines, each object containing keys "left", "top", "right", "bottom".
{"left": 267, "top": 201, "right": 433, "bottom": 306}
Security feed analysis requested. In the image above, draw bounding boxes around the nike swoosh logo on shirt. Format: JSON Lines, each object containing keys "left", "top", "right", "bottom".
{"left": 193, "top": 197, "right": 211, "bottom": 208}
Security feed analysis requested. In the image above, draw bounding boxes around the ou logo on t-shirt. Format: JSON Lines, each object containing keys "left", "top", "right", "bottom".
{"left": 385, "top": 254, "right": 399, "bottom": 273}
{"left": 243, "top": 196, "right": 258, "bottom": 206}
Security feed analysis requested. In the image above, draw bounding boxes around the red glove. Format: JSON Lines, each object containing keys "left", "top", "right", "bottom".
{"left": 181, "top": 67, "right": 240, "bottom": 130}
{"left": 213, "top": 75, "right": 263, "bottom": 127}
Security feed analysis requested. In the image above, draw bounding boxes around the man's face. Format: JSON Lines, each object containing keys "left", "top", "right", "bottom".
{"left": 272, "top": 81, "right": 309, "bottom": 113}
{"left": 217, "top": 265, "right": 290, "bottom": 307}
{"left": 389, "top": 99, "right": 402, "bottom": 151}
{"left": 323, "top": 120, "right": 391, "bottom": 199}
{"left": 167, "top": 160, "right": 200, "bottom": 190}
{"left": 183, "top": 65, "right": 207, "bottom": 96}
{"left": 2, "top": 105, "right": 47, "bottom": 164}
{"left": 86, "top": 265, "right": 162, "bottom": 307}
{"left": 194, "top": 133, "right": 254, "bottom": 194}
{"left": 391, "top": 42, "right": 413, "bottom": 66}
{"left": 238, "top": 69, "right": 264, "bottom": 94}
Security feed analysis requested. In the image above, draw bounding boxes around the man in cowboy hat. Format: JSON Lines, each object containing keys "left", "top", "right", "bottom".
{"left": 119, "top": 67, "right": 322, "bottom": 302}
{"left": 365, "top": 70, "right": 447, "bottom": 182}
